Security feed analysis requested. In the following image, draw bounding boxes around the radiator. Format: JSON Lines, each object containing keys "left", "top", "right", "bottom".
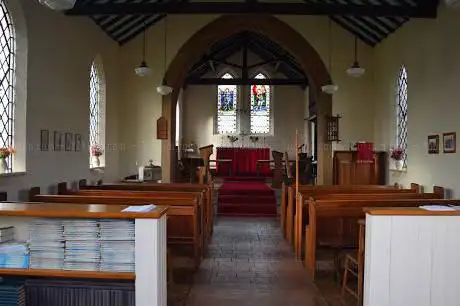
{"left": 25, "top": 279, "right": 135, "bottom": 306}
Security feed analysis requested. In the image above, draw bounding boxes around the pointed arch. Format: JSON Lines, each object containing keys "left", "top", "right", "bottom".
{"left": 250, "top": 72, "right": 272, "bottom": 135}
{"left": 0, "top": 0, "right": 27, "bottom": 173}
{"left": 396, "top": 65, "right": 408, "bottom": 168}
{"left": 89, "top": 55, "right": 106, "bottom": 167}
{"left": 216, "top": 72, "right": 238, "bottom": 134}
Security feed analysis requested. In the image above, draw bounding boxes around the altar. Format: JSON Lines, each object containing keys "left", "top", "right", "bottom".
{"left": 216, "top": 147, "right": 271, "bottom": 177}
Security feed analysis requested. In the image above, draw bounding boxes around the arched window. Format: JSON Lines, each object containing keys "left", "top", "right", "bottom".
{"left": 250, "top": 73, "right": 271, "bottom": 134}
{"left": 396, "top": 66, "right": 408, "bottom": 168}
{"left": 216, "top": 73, "right": 237, "bottom": 134}
{"left": 89, "top": 58, "right": 106, "bottom": 167}
{"left": 0, "top": 2, "right": 16, "bottom": 172}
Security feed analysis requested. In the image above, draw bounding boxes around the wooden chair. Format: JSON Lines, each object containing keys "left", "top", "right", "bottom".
{"left": 341, "top": 219, "right": 366, "bottom": 305}
{"left": 271, "top": 150, "right": 284, "bottom": 188}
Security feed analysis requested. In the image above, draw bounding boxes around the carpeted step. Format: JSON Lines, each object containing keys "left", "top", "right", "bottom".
{"left": 218, "top": 195, "right": 276, "bottom": 204}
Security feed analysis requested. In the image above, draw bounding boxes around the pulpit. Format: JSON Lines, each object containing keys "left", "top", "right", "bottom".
{"left": 216, "top": 147, "right": 271, "bottom": 177}
{"left": 333, "top": 150, "right": 387, "bottom": 185}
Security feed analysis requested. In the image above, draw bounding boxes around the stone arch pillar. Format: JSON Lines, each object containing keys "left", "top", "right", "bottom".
{"left": 161, "top": 15, "right": 333, "bottom": 184}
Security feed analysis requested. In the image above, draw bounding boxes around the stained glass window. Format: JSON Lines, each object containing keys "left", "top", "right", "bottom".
{"left": 217, "top": 73, "right": 237, "bottom": 134}
{"left": 250, "top": 73, "right": 271, "bottom": 134}
{"left": 0, "top": 2, "right": 15, "bottom": 172}
{"left": 396, "top": 66, "right": 408, "bottom": 168}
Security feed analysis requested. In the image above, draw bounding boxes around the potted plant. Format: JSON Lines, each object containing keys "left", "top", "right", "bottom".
{"left": 0, "top": 147, "right": 15, "bottom": 173}
{"left": 90, "top": 144, "right": 103, "bottom": 167}
{"left": 390, "top": 147, "right": 404, "bottom": 170}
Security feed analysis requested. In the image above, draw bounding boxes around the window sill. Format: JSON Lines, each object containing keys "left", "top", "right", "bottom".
{"left": 390, "top": 168, "right": 407, "bottom": 173}
{"left": 90, "top": 167, "right": 105, "bottom": 171}
{"left": 0, "top": 171, "right": 26, "bottom": 177}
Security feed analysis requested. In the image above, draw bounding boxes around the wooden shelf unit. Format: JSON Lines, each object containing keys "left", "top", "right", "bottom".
{"left": 0, "top": 268, "right": 135, "bottom": 280}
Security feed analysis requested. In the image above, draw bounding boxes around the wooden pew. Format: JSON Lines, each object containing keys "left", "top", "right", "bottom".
{"left": 29, "top": 187, "right": 204, "bottom": 268}
{"left": 77, "top": 180, "right": 214, "bottom": 238}
{"left": 295, "top": 188, "right": 443, "bottom": 259}
{"left": 285, "top": 184, "right": 419, "bottom": 254}
{"left": 282, "top": 183, "right": 405, "bottom": 243}
{"left": 305, "top": 198, "right": 460, "bottom": 280}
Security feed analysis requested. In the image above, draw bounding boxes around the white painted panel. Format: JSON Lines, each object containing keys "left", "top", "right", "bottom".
{"left": 135, "top": 215, "right": 167, "bottom": 306}
{"left": 430, "top": 217, "right": 460, "bottom": 306}
{"left": 364, "top": 215, "right": 392, "bottom": 306}
{"left": 364, "top": 214, "right": 460, "bottom": 306}
{"left": 388, "top": 216, "right": 432, "bottom": 306}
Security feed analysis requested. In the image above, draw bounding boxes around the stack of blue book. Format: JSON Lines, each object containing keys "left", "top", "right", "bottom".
{"left": 0, "top": 282, "right": 25, "bottom": 306}
{"left": 0, "top": 243, "right": 28, "bottom": 269}
{"left": 63, "top": 219, "right": 100, "bottom": 271}
{"left": 99, "top": 220, "right": 135, "bottom": 272}
{"left": 28, "top": 219, "right": 64, "bottom": 270}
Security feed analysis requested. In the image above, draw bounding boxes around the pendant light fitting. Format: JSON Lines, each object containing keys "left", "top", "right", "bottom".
{"left": 346, "top": 36, "right": 365, "bottom": 78}
{"left": 157, "top": 18, "right": 173, "bottom": 96}
{"left": 322, "top": 19, "right": 338, "bottom": 95}
{"left": 135, "top": 22, "right": 152, "bottom": 77}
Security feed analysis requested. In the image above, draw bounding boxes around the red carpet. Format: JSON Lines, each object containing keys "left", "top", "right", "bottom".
{"left": 217, "top": 180, "right": 277, "bottom": 217}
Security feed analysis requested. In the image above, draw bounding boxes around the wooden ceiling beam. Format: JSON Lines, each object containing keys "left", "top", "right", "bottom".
{"left": 66, "top": 2, "right": 438, "bottom": 18}
{"left": 185, "top": 77, "right": 307, "bottom": 86}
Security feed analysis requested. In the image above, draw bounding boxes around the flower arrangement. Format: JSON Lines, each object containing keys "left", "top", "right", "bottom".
{"left": 0, "top": 147, "right": 15, "bottom": 159}
{"left": 390, "top": 147, "right": 404, "bottom": 161}
{"left": 90, "top": 144, "right": 104, "bottom": 157}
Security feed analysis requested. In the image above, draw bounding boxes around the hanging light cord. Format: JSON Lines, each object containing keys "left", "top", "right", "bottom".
{"left": 142, "top": 21, "right": 146, "bottom": 62}
{"left": 328, "top": 18, "right": 332, "bottom": 74}
{"left": 163, "top": 17, "right": 167, "bottom": 82}
{"left": 354, "top": 36, "right": 358, "bottom": 62}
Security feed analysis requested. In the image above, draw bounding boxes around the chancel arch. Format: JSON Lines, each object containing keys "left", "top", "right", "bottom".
{"left": 162, "top": 15, "right": 333, "bottom": 184}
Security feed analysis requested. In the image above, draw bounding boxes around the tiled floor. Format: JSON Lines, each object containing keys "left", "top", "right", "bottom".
{"left": 184, "top": 217, "right": 332, "bottom": 306}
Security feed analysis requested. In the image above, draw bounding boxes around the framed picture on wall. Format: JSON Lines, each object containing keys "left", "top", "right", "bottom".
{"left": 427, "top": 134, "right": 439, "bottom": 154}
{"left": 65, "top": 133, "right": 73, "bottom": 151}
{"left": 75, "top": 134, "right": 82, "bottom": 152}
{"left": 40, "top": 129, "right": 49, "bottom": 151}
{"left": 54, "top": 131, "right": 63, "bottom": 151}
{"left": 443, "top": 132, "right": 456, "bottom": 153}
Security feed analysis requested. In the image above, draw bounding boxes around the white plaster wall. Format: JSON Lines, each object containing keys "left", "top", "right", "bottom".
{"left": 0, "top": 0, "right": 120, "bottom": 200}
{"left": 118, "top": 15, "right": 375, "bottom": 178}
{"left": 373, "top": 5, "right": 460, "bottom": 196}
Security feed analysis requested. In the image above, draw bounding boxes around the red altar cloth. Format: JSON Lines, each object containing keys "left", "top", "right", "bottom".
{"left": 216, "top": 147, "right": 271, "bottom": 177}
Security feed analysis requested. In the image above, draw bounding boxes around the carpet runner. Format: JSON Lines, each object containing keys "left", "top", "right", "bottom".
{"left": 217, "top": 180, "right": 277, "bottom": 217}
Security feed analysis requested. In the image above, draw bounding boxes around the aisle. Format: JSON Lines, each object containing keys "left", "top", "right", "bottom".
{"left": 185, "top": 217, "right": 329, "bottom": 306}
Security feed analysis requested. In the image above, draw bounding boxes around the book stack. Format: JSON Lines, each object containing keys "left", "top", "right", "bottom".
{"left": 0, "top": 243, "right": 28, "bottom": 269}
{"left": 99, "top": 220, "right": 135, "bottom": 272}
{"left": 0, "top": 282, "right": 25, "bottom": 306}
{"left": 28, "top": 219, "right": 64, "bottom": 270}
{"left": 63, "top": 219, "right": 100, "bottom": 271}
{"left": 0, "top": 227, "right": 14, "bottom": 244}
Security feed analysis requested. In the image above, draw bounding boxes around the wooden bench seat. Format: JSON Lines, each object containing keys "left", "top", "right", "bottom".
{"left": 281, "top": 183, "right": 406, "bottom": 243}
{"left": 29, "top": 188, "right": 204, "bottom": 268}
{"left": 77, "top": 180, "right": 214, "bottom": 238}
{"left": 305, "top": 198, "right": 460, "bottom": 280}
{"left": 294, "top": 189, "right": 443, "bottom": 260}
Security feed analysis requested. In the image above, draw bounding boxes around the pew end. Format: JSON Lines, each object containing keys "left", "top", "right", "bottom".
{"left": 433, "top": 186, "right": 445, "bottom": 198}
{"left": 57, "top": 182, "right": 68, "bottom": 195}
{"left": 29, "top": 187, "right": 40, "bottom": 201}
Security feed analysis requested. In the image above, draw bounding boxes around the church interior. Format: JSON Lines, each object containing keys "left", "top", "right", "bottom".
{"left": 0, "top": 0, "right": 458, "bottom": 305}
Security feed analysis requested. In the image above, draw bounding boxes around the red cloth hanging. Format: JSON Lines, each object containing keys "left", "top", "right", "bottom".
{"left": 356, "top": 142, "right": 374, "bottom": 162}
{"left": 216, "top": 147, "right": 271, "bottom": 176}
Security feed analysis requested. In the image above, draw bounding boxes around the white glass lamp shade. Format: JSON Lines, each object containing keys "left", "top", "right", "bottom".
{"left": 156, "top": 85, "right": 173, "bottom": 96}
{"left": 38, "top": 0, "right": 76, "bottom": 10}
{"left": 346, "top": 61, "right": 366, "bottom": 77}
{"left": 321, "top": 83, "right": 339, "bottom": 95}
{"left": 135, "top": 61, "right": 152, "bottom": 77}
